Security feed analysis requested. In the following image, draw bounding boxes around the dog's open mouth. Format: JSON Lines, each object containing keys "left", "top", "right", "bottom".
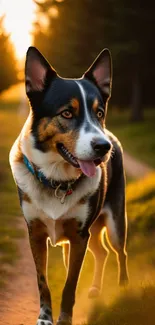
{"left": 57, "top": 143, "right": 103, "bottom": 177}
{"left": 57, "top": 143, "right": 79, "bottom": 168}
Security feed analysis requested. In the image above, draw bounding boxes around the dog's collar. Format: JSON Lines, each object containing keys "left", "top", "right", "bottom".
{"left": 23, "top": 154, "right": 82, "bottom": 203}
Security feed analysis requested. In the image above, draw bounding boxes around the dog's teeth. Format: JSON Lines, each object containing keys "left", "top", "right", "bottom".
{"left": 60, "top": 144, "right": 78, "bottom": 166}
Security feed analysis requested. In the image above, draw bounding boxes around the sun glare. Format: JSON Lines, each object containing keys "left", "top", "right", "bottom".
{"left": 0, "top": 0, "right": 36, "bottom": 59}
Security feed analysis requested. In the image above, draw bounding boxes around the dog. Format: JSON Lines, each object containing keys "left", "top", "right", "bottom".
{"left": 10, "top": 46, "right": 129, "bottom": 325}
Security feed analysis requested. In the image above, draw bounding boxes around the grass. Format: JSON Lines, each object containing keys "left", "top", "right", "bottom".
{"left": 88, "top": 286, "right": 155, "bottom": 325}
{"left": 106, "top": 108, "right": 155, "bottom": 168}
{"left": 0, "top": 93, "right": 26, "bottom": 287}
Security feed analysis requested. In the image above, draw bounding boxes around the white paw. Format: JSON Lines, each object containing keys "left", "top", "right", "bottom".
{"left": 37, "top": 319, "right": 53, "bottom": 325}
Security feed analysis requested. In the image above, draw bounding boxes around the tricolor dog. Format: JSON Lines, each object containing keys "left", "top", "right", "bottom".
{"left": 10, "top": 47, "right": 129, "bottom": 325}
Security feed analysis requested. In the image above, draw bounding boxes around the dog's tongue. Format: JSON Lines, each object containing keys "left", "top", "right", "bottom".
{"left": 77, "top": 160, "right": 96, "bottom": 177}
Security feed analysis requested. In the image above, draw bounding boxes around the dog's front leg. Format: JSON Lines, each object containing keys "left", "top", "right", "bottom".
{"left": 27, "top": 219, "right": 53, "bottom": 325}
{"left": 57, "top": 231, "right": 90, "bottom": 325}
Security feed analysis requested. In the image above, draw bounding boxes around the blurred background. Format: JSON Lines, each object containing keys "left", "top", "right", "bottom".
{"left": 0, "top": 1, "right": 155, "bottom": 324}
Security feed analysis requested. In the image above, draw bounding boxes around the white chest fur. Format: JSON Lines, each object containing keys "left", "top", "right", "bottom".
{"left": 10, "top": 159, "right": 101, "bottom": 223}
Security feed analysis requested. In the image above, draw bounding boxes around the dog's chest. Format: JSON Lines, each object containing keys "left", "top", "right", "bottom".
{"left": 23, "top": 196, "right": 89, "bottom": 245}
{"left": 23, "top": 193, "right": 89, "bottom": 223}
{"left": 38, "top": 202, "right": 89, "bottom": 245}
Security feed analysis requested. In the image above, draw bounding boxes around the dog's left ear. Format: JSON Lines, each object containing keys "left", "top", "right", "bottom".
{"left": 84, "top": 49, "right": 112, "bottom": 98}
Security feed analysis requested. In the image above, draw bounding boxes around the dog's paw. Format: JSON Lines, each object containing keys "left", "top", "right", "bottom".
{"left": 88, "top": 286, "right": 100, "bottom": 299}
{"left": 36, "top": 305, "right": 53, "bottom": 325}
{"left": 56, "top": 312, "right": 72, "bottom": 325}
{"left": 36, "top": 319, "right": 53, "bottom": 325}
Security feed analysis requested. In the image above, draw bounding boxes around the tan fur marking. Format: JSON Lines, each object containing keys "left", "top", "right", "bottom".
{"left": 78, "top": 196, "right": 87, "bottom": 204}
{"left": 57, "top": 98, "right": 79, "bottom": 115}
{"left": 70, "top": 98, "right": 79, "bottom": 114}
{"left": 14, "top": 150, "right": 23, "bottom": 163}
{"left": 37, "top": 115, "right": 80, "bottom": 163}
{"left": 39, "top": 123, "right": 80, "bottom": 161}
{"left": 38, "top": 117, "right": 58, "bottom": 142}
{"left": 53, "top": 130, "right": 78, "bottom": 153}
{"left": 92, "top": 98, "right": 99, "bottom": 113}
{"left": 22, "top": 192, "right": 31, "bottom": 203}
{"left": 13, "top": 142, "right": 23, "bottom": 163}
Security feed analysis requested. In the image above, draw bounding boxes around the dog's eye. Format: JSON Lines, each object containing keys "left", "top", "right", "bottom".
{"left": 96, "top": 108, "right": 104, "bottom": 119}
{"left": 61, "top": 110, "right": 73, "bottom": 119}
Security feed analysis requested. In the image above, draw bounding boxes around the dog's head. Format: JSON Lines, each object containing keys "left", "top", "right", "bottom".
{"left": 25, "top": 47, "right": 112, "bottom": 177}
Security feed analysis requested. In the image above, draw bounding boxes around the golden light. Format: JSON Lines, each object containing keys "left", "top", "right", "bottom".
{"left": 0, "top": 0, "right": 36, "bottom": 59}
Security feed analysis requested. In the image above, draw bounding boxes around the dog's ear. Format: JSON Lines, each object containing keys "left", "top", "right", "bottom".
{"left": 84, "top": 49, "right": 112, "bottom": 98}
{"left": 25, "top": 46, "right": 57, "bottom": 95}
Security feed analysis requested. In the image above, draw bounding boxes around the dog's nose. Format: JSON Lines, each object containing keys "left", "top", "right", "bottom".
{"left": 91, "top": 138, "right": 111, "bottom": 156}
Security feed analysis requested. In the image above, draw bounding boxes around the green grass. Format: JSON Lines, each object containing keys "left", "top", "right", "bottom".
{"left": 107, "top": 108, "right": 155, "bottom": 168}
{"left": 0, "top": 98, "right": 25, "bottom": 287}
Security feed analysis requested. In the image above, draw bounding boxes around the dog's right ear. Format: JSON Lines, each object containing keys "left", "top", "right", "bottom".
{"left": 25, "top": 47, "right": 57, "bottom": 96}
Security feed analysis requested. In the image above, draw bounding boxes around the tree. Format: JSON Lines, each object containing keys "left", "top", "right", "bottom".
{"left": 101, "top": 0, "right": 155, "bottom": 120}
{"left": 0, "top": 16, "right": 17, "bottom": 93}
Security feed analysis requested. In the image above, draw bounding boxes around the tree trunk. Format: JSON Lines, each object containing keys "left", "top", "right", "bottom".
{"left": 130, "top": 73, "right": 143, "bottom": 122}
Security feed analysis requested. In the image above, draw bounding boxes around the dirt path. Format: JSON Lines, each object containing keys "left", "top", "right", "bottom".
{"left": 123, "top": 151, "right": 154, "bottom": 179}
{"left": 0, "top": 154, "right": 154, "bottom": 325}
{"left": 0, "top": 221, "right": 39, "bottom": 325}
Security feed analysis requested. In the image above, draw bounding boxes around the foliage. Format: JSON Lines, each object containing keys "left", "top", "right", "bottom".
{"left": 0, "top": 16, "right": 17, "bottom": 93}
